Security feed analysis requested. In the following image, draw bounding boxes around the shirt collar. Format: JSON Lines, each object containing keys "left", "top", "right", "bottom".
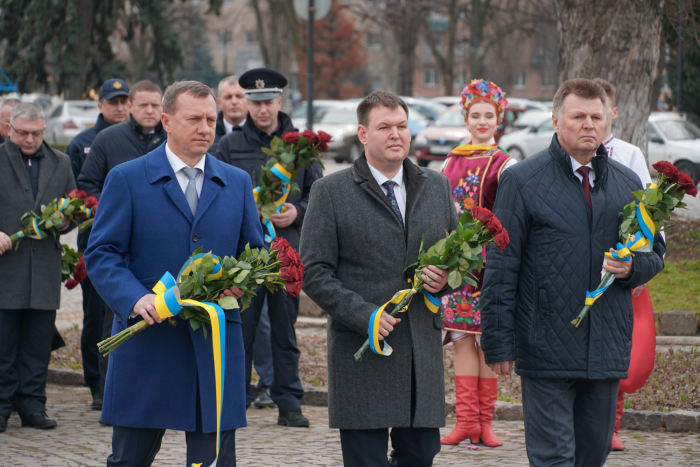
{"left": 569, "top": 155, "right": 594, "bottom": 173}
{"left": 223, "top": 117, "right": 245, "bottom": 134}
{"left": 602, "top": 134, "right": 614, "bottom": 147}
{"left": 366, "top": 160, "right": 404, "bottom": 189}
{"left": 165, "top": 142, "right": 206, "bottom": 175}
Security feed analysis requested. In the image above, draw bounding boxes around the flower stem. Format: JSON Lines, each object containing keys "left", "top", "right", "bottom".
{"left": 571, "top": 271, "right": 614, "bottom": 327}
{"left": 97, "top": 320, "right": 151, "bottom": 356}
{"left": 354, "top": 282, "right": 424, "bottom": 362}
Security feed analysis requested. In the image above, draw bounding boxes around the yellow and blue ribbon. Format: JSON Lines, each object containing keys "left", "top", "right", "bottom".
{"left": 368, "top": 278, "right": 440, "bottom": 356}
{"left": 584, "top": 188, "right": 657, "bottom": 307}
{"left": 152, "top": 256, "right": 228, "bottom": 467}
{"left": 254, "top": 163, "right": 293, "bottom": 243}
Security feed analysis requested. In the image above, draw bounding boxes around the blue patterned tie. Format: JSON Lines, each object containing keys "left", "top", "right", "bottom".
{"left": 382, "top": 180, "right": 404, "bottom": 227}
{"left": 181, "top": 167, "right": 201, "bottom": 216}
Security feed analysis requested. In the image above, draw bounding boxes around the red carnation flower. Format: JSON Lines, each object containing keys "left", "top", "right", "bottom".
{"left": 471, "top": 206, "right": 494, "bottom": 226}
{"left": 494, "top": 229, "right": 510, "bottom": 252}
{"left": 281, "top": 132, "right": 300, "bottom": 145}
{"left": 67, "top": 189, "right": 87, "bottom": 200}
{"left": 652, "top": 161, "right": 680, "bottom": 183}
{"left": 285, "top": 279, "right": 302, "bottom": 298}
{"left": 318, "top": 131, "right": 332, "bottom": 144}
{"left": 65, "top": 278, "right": 79, "bottom": 290}
{"left": 73, "top": 256, "right": 87, "bottom": 283}
{"left": 84, "top": 196, "right": 99, "bottom": 210}
{"left": 301, "top": 130, "right": 319, "bottom": 145}
{"left": 677, "top": 172, "right": 698, "bottom": 197}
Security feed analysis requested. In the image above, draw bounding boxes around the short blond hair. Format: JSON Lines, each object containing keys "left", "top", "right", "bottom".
{"left": 552, "top": 78, "right": 607, "bottom": 119}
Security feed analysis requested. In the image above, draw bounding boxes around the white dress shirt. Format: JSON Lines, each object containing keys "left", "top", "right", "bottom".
{"left": 570, "top": 156, "right": 596, "bottom": 186}
{"left": 223, "top": 117, "right": 246, "bottom": 135}
{"left": 367, "top": 161, "right": 406, "bottom": 225}
{"left": 603, "top": 135, "right": 653, "bottom": 188}
{"left": 165, "top": 143, "right": 205, "bottom": 197}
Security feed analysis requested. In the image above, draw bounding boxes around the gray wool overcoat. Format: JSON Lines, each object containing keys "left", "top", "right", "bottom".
{"left": 0, "top": 140, "right": 76, "bottom": 310}
{"left": 300, "top": 155, "right": 460, "bottom": 430}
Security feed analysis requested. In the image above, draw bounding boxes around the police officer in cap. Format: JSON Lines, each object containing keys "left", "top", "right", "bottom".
{"left": 66, "top": 78, "right": 130, "bottom": 412}
{"left": 215, "top": 68, "right": 322, "bottom": 428}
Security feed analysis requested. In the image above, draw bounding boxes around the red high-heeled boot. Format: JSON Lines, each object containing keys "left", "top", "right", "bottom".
{"left": 441, "top": 375, "right": 481, "bottom": 445}
{"left": 478, "top": 377, "right": 503, "bottom": 447}
{"left": 612, "top": 391, "right": 626, "bottom": 451}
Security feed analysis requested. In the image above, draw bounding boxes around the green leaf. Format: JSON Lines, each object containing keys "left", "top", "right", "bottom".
{"left": 237, "top": 261, "right": 252, "bottom": 270}
{"left": 192, "top": 246, "right": 204, "bottom": 256}
{"left": 464, "top": 275, "right": 477, "bottom": 287}
{"left": 245, "top": 243, "right": 252, "bottom": 258}
{"left": 228, "top": 267, "right": 241, "bottom": 275}
{"left": 261, "top": 204, "right": 277, "bottom": 220}
{"left": 260, "top": 249, "right": 270, "bottom": 263}
{"left": 235, "top": 269, "right": 250, "bottom": 283}
{"left": 447, "top": 270, "right": 461, "bottom": 289}
{"left": 189, "top": 318, "right": 202, "bottom": 331}
{"left": 646, "top": 189, "right": 658, "bottom": 206}
{"left": 435, "top": 238, "right": 447, "bottom": 256}
{"left": 446, "top": 255, "right": 459, "bottom": 268}
{"left": 620, "top": 219, "right": 632, "bottom": 233}
{"left": 218, "top": 296, "right": 240, "bottom": 310}
{"left": 262, "top": 147, "right": 276, "bottom": 157}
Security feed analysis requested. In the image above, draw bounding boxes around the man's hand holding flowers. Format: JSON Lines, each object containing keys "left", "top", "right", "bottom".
{"left": 603, "top": 248, "right": 633, "bottom": 279}
{"left": 0, "top": 232, "right": 11, "bottom": 255}
{"left": 271, "top": 202, "right": 298, "bottom": 228}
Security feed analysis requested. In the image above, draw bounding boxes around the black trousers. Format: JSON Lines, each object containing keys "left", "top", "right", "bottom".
{"left": 241, "top": 288, "right": 303, "bottom": 412}
{"left": 80, "top": 276, "right": 106, "bottom": 395}
{"left": 339, "top": 356, "right": 441, "bottom": 467}
{"left": 107, "top": 387, "right": 236, "bottom": 466}
{"left": 0, "top": 309, "right": 56, "bottom": 418}
{"left": 521, "top": 377, "right": 619, "bottom": 467}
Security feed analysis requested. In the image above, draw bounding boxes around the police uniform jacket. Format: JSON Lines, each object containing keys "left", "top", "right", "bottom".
{"left": 66, "top": 113, "right": 112, "bottom": 180}
{"left": 214, "top": 111, "right": 322, "bottom": 250}
{"left": 208, "top": 111, "right": 228, "bottom": 155}
{"left": 77, "top": 115, "right": 167, "bottom": 199}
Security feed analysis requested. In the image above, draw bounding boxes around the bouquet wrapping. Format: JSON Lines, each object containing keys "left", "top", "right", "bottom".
{"left": 9, "top": 189, "right": 98, "bottom": 245}
{"left": 256, "top": 130, "right": 329, "bottom": 242}
{"left": 354, "top": 207, "right": 509, "bottom": 361}
{"left": 571, "top": 161, "right": 698, "bottom": 327}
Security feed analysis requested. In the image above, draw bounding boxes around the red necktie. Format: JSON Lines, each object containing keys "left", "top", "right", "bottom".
{"left": 576, "top": 166, "right": 592, "bottom": 213}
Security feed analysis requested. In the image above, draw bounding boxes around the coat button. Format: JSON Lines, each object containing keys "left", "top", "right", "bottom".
{"left": 193, "top": 234, "right": 199, "bottom": 242}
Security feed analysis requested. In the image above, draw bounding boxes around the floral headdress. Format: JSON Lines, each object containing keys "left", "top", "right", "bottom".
{"left": 460, "top": 79, "right": 508, "bottom": 125}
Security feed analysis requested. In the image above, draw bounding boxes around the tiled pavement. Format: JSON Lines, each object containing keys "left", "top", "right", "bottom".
{"left": 1, "top": 385, "right": 698, "bottom": 466}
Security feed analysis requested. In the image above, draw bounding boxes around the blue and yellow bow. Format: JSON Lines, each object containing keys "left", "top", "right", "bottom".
{"left": 254, "top": 163, "right": 292, "bottom": 243}
{"left": 152, "top": 253, "right": 227, "bottom": 467}
{"left": 584, "top": 185, "right": 657, "bottom": 307}
{"left": 368, "top": 276, "right": 440, "bottom": 356}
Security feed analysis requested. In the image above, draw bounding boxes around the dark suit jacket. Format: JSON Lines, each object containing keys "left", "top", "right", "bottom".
{"left": 0, "top": 140, "right": 76, "bottom": 310}
{"left": 300, "top": 155, "right": 460, "bottom": 429}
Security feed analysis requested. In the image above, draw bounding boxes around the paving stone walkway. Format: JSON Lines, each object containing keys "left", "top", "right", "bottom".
{"left": 1, "top": 385, "right": 699, "bottom": 466}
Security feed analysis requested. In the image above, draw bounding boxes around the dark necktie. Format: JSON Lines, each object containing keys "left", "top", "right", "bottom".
{"left": 381, "top": 180, "right": 404, "bottom": 227}
{"left": 576, "top": 166, "right": 592, "bottom": 213}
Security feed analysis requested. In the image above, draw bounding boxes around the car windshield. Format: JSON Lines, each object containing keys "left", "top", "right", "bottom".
{"left": 512, "top": 111, "right": 551, "bottom": 128}
{"left": 433, "top": 109, "right": 465, "bottom": 127}
{"left": 656, "top": 119, "right": 700, "bottom": 140}
{"left": 319, "top": 110, "right": 357, "bottom": 125}
{"left": 67, "top": 102, "right": 98, "bottom": 116}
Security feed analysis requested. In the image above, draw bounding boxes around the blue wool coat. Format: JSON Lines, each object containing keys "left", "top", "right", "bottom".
{"left": 84, "top": 143, "right": 265, "bottom": 432}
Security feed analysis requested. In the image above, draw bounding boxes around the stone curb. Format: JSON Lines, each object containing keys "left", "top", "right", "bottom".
{"left": 47, "top": 369, "right": 86, "bottom": 386}
{"left": 656, "top": 336, "right": 700, "bottom": 346}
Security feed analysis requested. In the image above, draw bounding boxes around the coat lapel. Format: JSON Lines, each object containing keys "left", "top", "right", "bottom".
{"left": 353, "top": 155, "right": 401, "bottom": 226}
{"left": 146, "top": 145, "right": 194, "bottom": 224}
{"left": 193, "top": 155, "right": 226, "bottom": 225}
{"left": 34, "top": 144, "right": 58, "bottom": 209}
{"left": 5, "top": 140, "right": 31, "bottom": 193}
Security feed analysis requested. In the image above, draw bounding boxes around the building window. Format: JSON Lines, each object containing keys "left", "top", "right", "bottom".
{"left": 454, "top": 70, "right": 467, "bottom": 88}
{"left": 424, "top": 69, "right": 440, "bottom": 87}
{"left": 515, "top": 72, "right": 527, "bottom": 89}
{"left": 541, "top": 71, "right": 554, "bottom": 89}
{"left": 366, "top": 32, "right": 382, "bottom": 49}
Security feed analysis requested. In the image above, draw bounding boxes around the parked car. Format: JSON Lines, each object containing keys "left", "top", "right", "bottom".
{"left": 431, "top": 96, "right": 461, "bottom": 107}
{"left": 506, "top": 97, "right": 549, "bottom": 111}
{"left": 648, "top": 112, "right": 700, "bottom": 184}
{"left": 400, "top": 97, "right": 448, "bottom": 122}
{"left": 413, "top": 103, "right": 527, "bottom": 166}
{"left": 298, "top": 104, "right": 363, "bottom": 163}
{"left": 45, "top": 100, "right": 100, "bottom": 146}
{"left": 289, "top": 100, "right": 349, "bottom": 129}
{"left": 504, "top": 110, "right": 552, "bottom": 134}
{"left": 494, "top": 113, "right": 553, "bottom": 160}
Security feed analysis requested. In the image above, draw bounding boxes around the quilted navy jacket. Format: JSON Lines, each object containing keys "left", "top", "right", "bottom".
{"left": 481, "top": 134, "right": 665, "bottom": 380}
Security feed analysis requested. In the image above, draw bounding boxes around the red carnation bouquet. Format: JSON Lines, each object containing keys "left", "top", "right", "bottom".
{"left": 97, "top": 238, "right": 304, "bottom": 355}
{"left": 62, "top": 245, "right": 87, "bottom": 290}
{"left": 256, "top": 131, "right": 329, "bottom": 237}
{"left": 571, "top": 161, "right": 697, "bottom": 326}
{"left": 354, "top": 207, "right": 509, "bottom": 360}
{"left": 9, "top": 189, "right": 98, "bottom": 246}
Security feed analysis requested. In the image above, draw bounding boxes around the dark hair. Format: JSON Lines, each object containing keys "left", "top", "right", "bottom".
{"left": 357, "top": 91, "right": 409, "bottom": 127}
{"left": 591, "top": 78, "right": 616, "bottom": 107}
{"left": 128, "top": 80, "right": 163, "bottom": 103}
{"left": 552, "top": 78, "right": 607, "bottom": 119}
{"left": 162, "top": 80, "right": 216, "bottom": 114}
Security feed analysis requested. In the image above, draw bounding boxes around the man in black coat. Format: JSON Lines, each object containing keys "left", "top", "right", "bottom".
{"left": 0, "top": 103, "right": 76, "bottom": 432}
{"left": 66, "top": 78, "right": 130, "bottom": 410}
{"left": 209, "top": 75, "right": 247, "bottom": 154}
{"left": 76, "top": 80, "right": 166, "bottom": 406}
{"left": 215, "top": 68, "right": 323, "bottom": 427}
{"left": 481, "top": 79, "right": 665, "bottom": 467}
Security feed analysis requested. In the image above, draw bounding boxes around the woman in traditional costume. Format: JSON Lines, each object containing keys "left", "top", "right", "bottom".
{"left": 439, "top": 80, "right": 515, "bottom": 447}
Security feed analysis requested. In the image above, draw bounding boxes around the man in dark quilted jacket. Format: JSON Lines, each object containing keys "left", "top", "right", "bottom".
{"left": 481, "top": 78, "right": 665, "bottom": 467}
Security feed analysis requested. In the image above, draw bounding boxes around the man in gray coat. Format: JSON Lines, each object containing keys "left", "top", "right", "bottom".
{"left": 301, "top": 91, "right": 460, "bottom": 466}
{"left": 0, "top": 103, "right": 76, "bottom": 432}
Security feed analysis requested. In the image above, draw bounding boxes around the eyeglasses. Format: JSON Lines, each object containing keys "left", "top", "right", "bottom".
{"left": 10, "top": 124, "right": 44, "bottom": 139}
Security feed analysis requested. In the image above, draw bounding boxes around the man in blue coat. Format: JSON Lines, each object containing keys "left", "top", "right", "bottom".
{"left": 481, "top": 79, "right": 665, "bottom": 467}
{"left": 85, "top": 80, "right": 265, "bottom": 466}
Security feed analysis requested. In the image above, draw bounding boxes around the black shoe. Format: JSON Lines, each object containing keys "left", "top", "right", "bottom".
{"left": 277, "top": 408, "right": 309, "bottom": 427}
{"left": 91, "top": 393, "right": 103, "bottom": 411}
{"left": 254, "top": 387, "right": 277, "bottom": 408}
{"left": 21, "top": 412, "right": 57, "bottom": 430}
{"left": 0, "top": 414, "right": 7, "bottom": 433}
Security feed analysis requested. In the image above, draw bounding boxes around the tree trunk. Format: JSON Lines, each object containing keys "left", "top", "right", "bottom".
{"left": 386, "top": 0, "right": 432, "bottom": 96}
{"left": 554, "top": 0, "right": 665, "bottom": 155}
{"left": 66, "top": 0, "right": 95, "bottom": 99}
